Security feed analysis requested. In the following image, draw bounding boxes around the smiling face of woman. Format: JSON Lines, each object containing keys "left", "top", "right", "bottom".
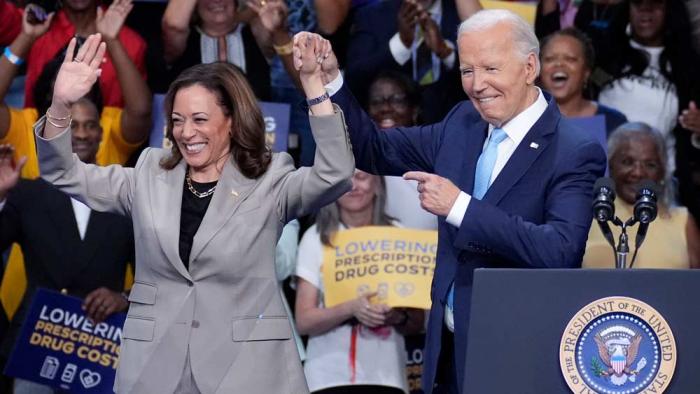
{"left": 610, "top": 135, "right": 664, "bottom": 204}
{"left": 197, "top": 0, "right": 236, "bottom": 29}
{"left": 540, "top": 34, "right": 590, "bottom": 104}
{"left": 171, "top": 84, "right": 233, "bottom": 181}
{"left": 630, "top": 0, "right": 666, "bottom": 47}
{"left": 337, "top": 170, "right": 380, "bottom": 216}
{"left": 368, "top": 78, "right": 417, "bottom": 129}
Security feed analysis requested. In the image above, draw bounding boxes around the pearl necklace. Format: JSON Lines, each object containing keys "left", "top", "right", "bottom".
{"left": 186, "top": 173, "right": 217, "bottom": 198}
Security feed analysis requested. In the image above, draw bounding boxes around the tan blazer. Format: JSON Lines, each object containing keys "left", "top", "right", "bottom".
{"left": 35, "top": 110, "right": 354, "bottom": 394}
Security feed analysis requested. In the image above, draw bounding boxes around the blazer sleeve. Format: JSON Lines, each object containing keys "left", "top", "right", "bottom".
{"left": 453, "top": 139, "right": 606, "bottom": 268}
{"left": 35, "top": 116, "right": 141, "bottom": 217}
{"left": 333, "top": 84, "right": 452, "bottom": 176}
{"left": 273, "top": 106, "right": 354, "bottom": 223}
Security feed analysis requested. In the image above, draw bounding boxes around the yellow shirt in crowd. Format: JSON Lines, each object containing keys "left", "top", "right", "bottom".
{"left": 583, "top": 200, "right": 690, "bottom": 269}
{"left": 1, "top": 106, "right": 139, "bottom": 179}
{"left": 0, "top": 107, "right": 141, "bottom": 319}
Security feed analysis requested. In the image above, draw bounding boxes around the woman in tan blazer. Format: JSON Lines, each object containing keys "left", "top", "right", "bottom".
{"left": 27, "top": 33, "right": 354, "bottom": 393}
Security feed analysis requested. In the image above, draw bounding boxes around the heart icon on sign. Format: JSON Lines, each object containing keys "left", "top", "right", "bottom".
{"left": 394, "top": 282, "right": 415, "bottom": 297}
{"left": 79, "top": 369, "right": 101, "bottom": 389}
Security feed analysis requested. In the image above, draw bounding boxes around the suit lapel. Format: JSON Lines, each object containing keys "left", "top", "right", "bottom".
{"left": 189, "top": 158, "right": 260, "bottom": 266}
{"left": 44, "top": 191, "right": 81, "bottom": 282}
{"left": 483, "top": 99, "right": 560, "bottom": 205}
{"left": 151, "top": 160, "right": 191, "bottom": 281}
{"left": 457, "top": 121, "right": 489, "bottom": 196}
{"left": 72, "top": 211, "right": 104, "bottom": 274}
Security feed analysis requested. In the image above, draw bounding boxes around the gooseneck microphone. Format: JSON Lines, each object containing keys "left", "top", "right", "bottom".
{"left": 592, "top": 177, "right": 617, "bottom": 250}
{"left": 630, "top": 181, "right": 659, "bottom": 267}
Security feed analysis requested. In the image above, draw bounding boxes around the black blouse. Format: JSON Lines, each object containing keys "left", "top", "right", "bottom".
{"left": 179, "top": 178, "right": 217, "bottom": 270}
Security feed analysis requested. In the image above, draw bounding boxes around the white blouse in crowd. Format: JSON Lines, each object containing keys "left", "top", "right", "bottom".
{"left": 598, "top": 40, "right": 679, "bottom": 173}
{"left": 296, "top": 223, "right": 409, "bottom": 393}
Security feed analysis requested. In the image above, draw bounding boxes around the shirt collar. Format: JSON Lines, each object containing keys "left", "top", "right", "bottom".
{"left": 488, "top": 87, "right": 547, "bottom": 147}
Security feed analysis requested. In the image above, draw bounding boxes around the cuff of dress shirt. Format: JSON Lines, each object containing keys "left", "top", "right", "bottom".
{"left": 441, "top": 40, "right": 456, "bottom": 69}
{"left": 325, "top": 73, "right": 344, "bottom": 97}
{"left": 691, "top": 133, "right": 700, "bottom": 149}
{"left": 446, "top": 191, "right": 471, "bottom": 228}
{"left": 389, "top": 33, "right": 412, "bottom": 66}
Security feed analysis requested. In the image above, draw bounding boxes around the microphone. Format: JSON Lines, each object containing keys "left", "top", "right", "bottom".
{"left": 593, "top": 178, "right": 616, "bottom": 222}
{"left": 592, "top": 177, "right": 616, "bottom": 249}
{"left": 633, "top": 180, "right": 658, "bottom": 249}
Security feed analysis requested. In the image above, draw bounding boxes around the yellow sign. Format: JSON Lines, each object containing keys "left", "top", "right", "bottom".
{"left": 560, "top": 296, "right": 676, "bottom": 393}
{"left": 480, "top": 0, "right": 537, "bottom": 25}
{"left": 322, "top": 226, "right": 437, "bottom": 309}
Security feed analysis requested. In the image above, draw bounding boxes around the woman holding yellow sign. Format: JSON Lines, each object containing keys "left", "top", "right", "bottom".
{"left": 295, "top": 170, "right": 424, "bottom": 394}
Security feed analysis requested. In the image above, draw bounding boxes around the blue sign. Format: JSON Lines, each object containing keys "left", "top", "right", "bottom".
{"left": 259, "top": 101, "right": 290, "bottom": 152}
{"left": 4, "top": 289, "right": 125, "bottom": 393}
{"left": 149, "top": 94, "right": 291, "bottom": 153}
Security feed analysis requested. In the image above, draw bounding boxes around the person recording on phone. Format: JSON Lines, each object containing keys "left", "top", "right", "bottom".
{"left": 583, "top": 122, "right": 700, "bottom": 269}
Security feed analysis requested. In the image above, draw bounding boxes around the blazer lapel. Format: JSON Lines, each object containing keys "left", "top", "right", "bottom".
{"left": 189, "top": 158, "right": 260, "bottom": 265}
{"left": 483, "top": 99, "right": 560, "bottom": 205}
{"left": 151, "top": 159, "right": 192, "bottom": 281}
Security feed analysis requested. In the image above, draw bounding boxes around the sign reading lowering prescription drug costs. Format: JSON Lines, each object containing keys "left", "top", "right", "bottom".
{"left": 5, "top": 288, "right": 125, "bottom": 393}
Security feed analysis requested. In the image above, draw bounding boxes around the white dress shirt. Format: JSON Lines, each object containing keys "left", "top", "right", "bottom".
{"left": 71, "top": 198, "right": 92, "bottom": 240}
{"left": 387, "top": 0, "right": 456, "bottom": 70}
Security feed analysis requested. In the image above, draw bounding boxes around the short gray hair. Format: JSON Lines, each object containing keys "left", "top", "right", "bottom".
{"left": 457, "top": 9, "right": 540, "bottom": 75}
{"left": 608, "top": 122, "right": 672, "bottom": 207}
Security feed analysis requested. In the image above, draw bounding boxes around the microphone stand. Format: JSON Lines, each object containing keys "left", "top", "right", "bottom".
{"left": 611, "top": 217, "right": 629, "bottom": 269}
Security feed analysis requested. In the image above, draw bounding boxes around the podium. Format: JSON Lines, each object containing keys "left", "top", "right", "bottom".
{"left": 463, "top": 269, "right": 700, "bottom": 393}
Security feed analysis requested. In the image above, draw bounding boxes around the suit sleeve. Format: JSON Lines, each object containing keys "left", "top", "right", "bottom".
{"left": 453, "top": 140, "right": 606, "bottom": 268}
{"left": 273, "top": 106, "right": 355, "bottom": 223}
{"left": 35, "top": 116, "right": 142, "bottom": 217}
{"left": 332, "top": 85, "right": 450, "bottom": 176}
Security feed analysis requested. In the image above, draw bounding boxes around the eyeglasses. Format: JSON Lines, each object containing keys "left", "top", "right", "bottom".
{"left": 368, "top": 94, "right": 410, "bottom": 109}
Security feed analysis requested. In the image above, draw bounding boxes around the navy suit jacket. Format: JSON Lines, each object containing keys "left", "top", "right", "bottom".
{"left": 332, "top": 85, "right": 606, "bottom": 393}
{"left": 0, "top": 178, "right": 134, "bottom": 357}
{"left": 345, "top": 0, "right": 464, "bottom": 122}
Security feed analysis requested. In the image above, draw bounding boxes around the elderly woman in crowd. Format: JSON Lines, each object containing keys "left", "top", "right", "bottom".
{"left": 539, "top": 27, "right": 627, "bottom": 136}
{"left": 583, "top": 122, "right": 700, "bottom": 269}
{"left": 32, "top": 32, "right": 353, "bottom": 393}
{"left": 295, "top": 169, "right": 424, "bottom": 394}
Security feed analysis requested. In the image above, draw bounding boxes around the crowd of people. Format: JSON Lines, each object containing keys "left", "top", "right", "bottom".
{"left": 0, "top": 0, "right": 698, "bottom": 393}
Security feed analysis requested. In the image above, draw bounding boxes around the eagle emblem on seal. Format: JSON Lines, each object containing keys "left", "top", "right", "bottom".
{"left": 592, "top": 326, "right": 648, "bottom": 386}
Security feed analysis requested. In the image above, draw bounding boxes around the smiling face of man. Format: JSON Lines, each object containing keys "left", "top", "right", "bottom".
{"left": 458, "top": 21, "right": 539, "bottom": 127}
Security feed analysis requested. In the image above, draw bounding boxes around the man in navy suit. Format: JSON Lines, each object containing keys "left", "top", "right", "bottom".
{"left": 345, "top": 0, "right": 465, "bottom": 123}
{"left": 295, "top": 8, "right": 606, "bottom": 394}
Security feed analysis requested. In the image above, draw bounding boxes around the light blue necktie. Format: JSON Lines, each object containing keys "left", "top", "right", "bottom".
{"left": 447, "top": 127, "right": 508, "bottom": 312}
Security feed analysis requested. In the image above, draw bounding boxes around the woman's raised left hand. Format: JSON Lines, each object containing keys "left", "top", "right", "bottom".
{"left": 51, "top": 34, "right": 106, "bottom": 109}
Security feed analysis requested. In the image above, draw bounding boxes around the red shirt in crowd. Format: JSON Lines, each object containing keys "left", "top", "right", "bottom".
{"left": 0, "top": 2, "right": 146, "bottom": 108}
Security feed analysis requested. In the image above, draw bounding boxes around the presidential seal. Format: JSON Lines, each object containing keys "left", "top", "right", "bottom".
{"left": 560, "top": 297, "right": 676, "bottom": 394}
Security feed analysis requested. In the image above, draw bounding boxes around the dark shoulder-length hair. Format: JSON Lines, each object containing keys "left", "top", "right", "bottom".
{"left": 160, "top": 62, "right": 271, "bottom": 178}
